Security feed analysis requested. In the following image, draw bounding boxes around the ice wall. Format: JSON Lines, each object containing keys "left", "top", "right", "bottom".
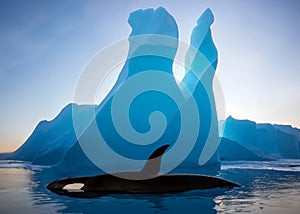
{"left": 222, "top": 116, "right": 300, "bottom": 160}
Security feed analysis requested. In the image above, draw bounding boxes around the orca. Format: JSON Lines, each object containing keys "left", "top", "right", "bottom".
{"left": 47, "top": 145, "right": 240, "bottom": 198}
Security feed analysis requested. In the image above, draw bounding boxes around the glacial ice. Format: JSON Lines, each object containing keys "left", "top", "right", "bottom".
{"left": 3, "top": 7, "right": 300, "bottom": 177}
{"left": 8, "top": 104, "right": 96, "bottom": 165}
{"left": 180, "top": 8, "right": 219, "bottom": 167}
{"left": 221, "top": 116, "right": 300, "bottom": 160}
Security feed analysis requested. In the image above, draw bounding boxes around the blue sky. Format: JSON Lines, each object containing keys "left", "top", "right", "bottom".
{"left": 0, "top": 0, "right": 299, "bottom": 152}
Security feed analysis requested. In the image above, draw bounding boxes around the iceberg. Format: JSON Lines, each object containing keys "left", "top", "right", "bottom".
{"left": 257, "top": 123, "right": 300, "bottom": 159}
{"left": 179, "top": 8, "right": 219, "bottom": 168}
{"left": 67, "top": 6, "right": 221, "bottom": 177}
{"left": 3, "top": 6, "right": 299, "bottom": 178}
{"left": 6, "top": 7, "right": 222, "bottom": 176}
{"left": 222, "top": 116, "right": 300, "bottom": 160}
{"left": 219, "top": 137, "right": 266, "bottom": 161}
{"left": 273, "top": 124, "right": 300, "bottom": 141}
{"left": 7, "top": 104, "right": 95, "bottom": 165}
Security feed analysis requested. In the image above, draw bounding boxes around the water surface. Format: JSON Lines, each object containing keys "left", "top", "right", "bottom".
{"left": 1, "top": 160, "right": 300, "bottom": 213}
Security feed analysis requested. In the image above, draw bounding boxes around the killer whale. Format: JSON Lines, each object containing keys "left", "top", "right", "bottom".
{"left": 47, "top": 145, "right": 240, "bottom": 198}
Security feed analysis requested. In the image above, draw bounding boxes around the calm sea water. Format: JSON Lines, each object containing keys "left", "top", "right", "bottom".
{"left": 0, "top": 160, "right": 300, "bottom": 214}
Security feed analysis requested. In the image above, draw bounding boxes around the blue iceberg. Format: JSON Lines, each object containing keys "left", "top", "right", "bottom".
{"left": 8, "top": 104, "right": 96, "bottom": 165}
{"left": 9, "top": 7, "right": 221, "bottom": 176}
{"left": 4, "top": 7, "right": 300, "bottom": 179}
{"left": 69, "top": 7, "right": 220, "bottom": 176}
{"left": 221, "top": 116, "right": 300, "bottom": 160}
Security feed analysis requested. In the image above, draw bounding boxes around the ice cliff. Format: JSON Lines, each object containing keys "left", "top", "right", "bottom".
{"left": 220, "top": 116, "right": 300, "bottom": 160}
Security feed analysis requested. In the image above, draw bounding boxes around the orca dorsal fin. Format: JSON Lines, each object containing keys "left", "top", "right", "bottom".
{"left": 140, "top": 144, "right": 170, "bottom": 176}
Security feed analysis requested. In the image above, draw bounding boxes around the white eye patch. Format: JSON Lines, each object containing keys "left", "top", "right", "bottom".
{"left": 63, "top": 183, "right": 84, "bottom": 192}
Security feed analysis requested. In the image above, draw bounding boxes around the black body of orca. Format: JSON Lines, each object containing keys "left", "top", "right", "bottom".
{"left": 47, "top": 145, "right": 240, "bottom": 198}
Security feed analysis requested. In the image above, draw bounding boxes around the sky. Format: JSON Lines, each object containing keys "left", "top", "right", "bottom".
{"left": 0, "top": 0, "right": 299, "bottom": 152}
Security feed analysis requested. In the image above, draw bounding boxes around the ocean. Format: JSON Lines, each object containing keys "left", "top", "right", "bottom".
{"left": 0, "top": 160, "right": 300, "bottom": 214}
